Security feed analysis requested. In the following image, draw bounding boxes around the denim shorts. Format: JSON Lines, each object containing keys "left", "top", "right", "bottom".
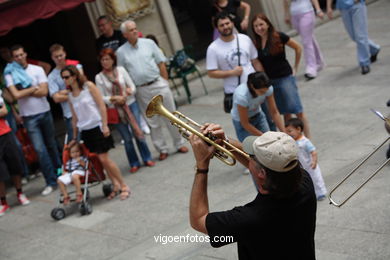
{"left": 270, "top": 75, "right": 303, "bottom": 114}
{"left": 232, "top": 111, "right": 270, "bottom": 142}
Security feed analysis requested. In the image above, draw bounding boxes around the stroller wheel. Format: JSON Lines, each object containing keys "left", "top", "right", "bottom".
{"left": 81, "top": 188, "right": 90, "bottom": 201}
{"left": 51, "top": 208, "right": 66, "bottom": 221}
{"left": 79, "top": 202, "right": 93, "bottom": 215}
{"left": 102, "top": 184, "right": 112, "bottom": 197}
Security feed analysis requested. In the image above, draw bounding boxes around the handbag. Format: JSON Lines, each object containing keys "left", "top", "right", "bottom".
{"left": 223, "top": 93, "right": 233, "bottom": 113}
{"left": 107, "top": 107, "right": 119, "bottom": 124}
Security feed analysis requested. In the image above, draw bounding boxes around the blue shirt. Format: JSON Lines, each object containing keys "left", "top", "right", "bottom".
{"left": 116, "top": 38, "right": 166, "bottom": 86}
{"left": 231, "top": 83, "right": 273, "bottom": 121}
{"left": 48, "top": 68, "right": 72, "bottom": 118}
{"left": 336, "top": 0, "right": 364, "bottom": 10}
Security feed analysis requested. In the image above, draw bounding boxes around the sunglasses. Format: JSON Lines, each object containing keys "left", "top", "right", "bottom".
{"left": 62, "top": 75, "right": 71, "bottom": 80}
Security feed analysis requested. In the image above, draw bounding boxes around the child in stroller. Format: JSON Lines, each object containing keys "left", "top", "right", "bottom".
{"left": 57, "top": 142, "right": 87, "bottom": 205}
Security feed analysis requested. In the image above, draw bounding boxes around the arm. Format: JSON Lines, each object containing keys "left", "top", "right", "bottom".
{"left": 158, "top": 62, "right": 168, "bottom": 80}
{"left": 87, "top": 82, "right": 109, "bottom": 137}
{"left": 68, "top": 102, "right": 79, "bottom": 141}
{"left": 326, "top": 0, "right": 333, "bottom": 19}
{"left": 7, "top": 84, "right": 37, "bottom": 100}
{"left": 237, "top": 105, "right": 263, "bottom": 136}
{"left": 311, "top": 0, "right": 324, "bottom": 19}
{"left": 207, "top": 67, "right": 243, "bottom": 79}
{"left": 251, "top": 58, "right": 264, "bottom": 72}
{"left": 1, "top": 88, "right": 15, "bottom": 104}
{"left": 239, "top": 1, "right": 251, "bottom": 31}
{"left": 283, "top": 0, "right": 291, "bottom": 24}
{"left": 266, "top": 95, "right": 285, "bottom": 132}
{"left": 31, "top": 82, "right": 49, "bottom": 97}
{"left": 310, "top": 150, "right": 318, "bottom": 169}
{"left": 286, "top": 38, "right": 302, "bottom": 75}
{"left": 52, "top": 90, "right": 69, "bottom": 103}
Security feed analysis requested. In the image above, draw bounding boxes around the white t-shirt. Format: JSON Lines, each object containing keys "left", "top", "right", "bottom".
{"left": 5, "top": 64, "right": 50, "bottom": 117}
{"left": 290, "top": 0, "right": 314, "bottom": 16}
{"left": 206, "top": 34, "right": 257, "bottom": 94}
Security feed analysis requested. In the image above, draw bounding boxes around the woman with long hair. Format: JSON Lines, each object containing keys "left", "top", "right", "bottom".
{"left": 95, "top": 48, "right": 155, "bottom": 174}
{"left": 61, "top": 65, "right": 130, "bottom": 200}
{"left": 251, "top": 13, "right": 311, "bottom": 138}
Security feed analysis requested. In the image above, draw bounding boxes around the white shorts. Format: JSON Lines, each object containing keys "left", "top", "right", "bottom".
{"left": 58, "top": 170, "right": 86, "bottom": 185}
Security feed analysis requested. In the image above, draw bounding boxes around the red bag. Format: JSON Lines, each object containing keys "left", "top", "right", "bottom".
{"left": 15, "top": 127, "right": 38, "bottom": 165}
{"left": 107, "top": 107, "right": 119, "bottom": 124}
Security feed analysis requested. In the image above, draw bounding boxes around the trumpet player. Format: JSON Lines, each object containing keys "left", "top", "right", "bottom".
{"left": 189, "top": 124, "right": 317, "bottom": 259}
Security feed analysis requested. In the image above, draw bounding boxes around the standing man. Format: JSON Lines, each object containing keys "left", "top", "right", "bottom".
{"left": 189, "top": 125, "right": 317, "bottom": 259}
{"left": 206, "top": 12, "right": 263, "bottom": 113}
{"left": 326, "top": 0, "right": 380, "bottom": 75}
{"left": 116, "top": 20, "right": 188, "bottom": 161}
{"left": 96, "top": 15, "right": 127, "bottom": 52}
{"left": 48, "top": 43, "right": 83, "bottom": 140}
{"left": 4, "top": 45, "right": 61, "bottom": 196}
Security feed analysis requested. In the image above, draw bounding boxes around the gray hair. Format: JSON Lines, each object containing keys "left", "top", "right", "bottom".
{"left": 120, "top": 20, "right": 136, "bottom": 33}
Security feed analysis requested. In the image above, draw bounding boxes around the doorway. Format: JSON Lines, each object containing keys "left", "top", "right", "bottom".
{"left": 169, "top": 0, "right": 213, "bottom": 60}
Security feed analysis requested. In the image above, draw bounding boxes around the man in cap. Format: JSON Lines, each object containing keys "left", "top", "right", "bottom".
{"left": 189, "top": 125, "right": 317, "bottom": 259}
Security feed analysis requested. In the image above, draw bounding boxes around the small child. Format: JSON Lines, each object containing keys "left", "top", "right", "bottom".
{"left": 57, "top": 142, "right": 87, "bottom": 205}
{"left": 285, "top": 118, "right": 327, "bottom": 200}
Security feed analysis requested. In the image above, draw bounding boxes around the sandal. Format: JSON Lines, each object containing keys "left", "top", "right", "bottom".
{"left": 63, "top": 196, "right": 70, "bottom": 206}
{"left": 107, "top": 186, "right": 120, "bottom": 200}
{"left": 76, "top": 193, "right": 83, "bottom": 203}
{"left": 119, "top": 186, "right": 131, "bottom": 200}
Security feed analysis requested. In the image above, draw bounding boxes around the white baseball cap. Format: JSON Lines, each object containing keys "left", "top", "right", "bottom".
{"left": 242, "top": 132, "right": 299, "bottom": 172}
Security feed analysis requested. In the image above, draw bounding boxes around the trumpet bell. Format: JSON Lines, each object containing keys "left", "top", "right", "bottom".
{"left": 146, "top": 95, "right": 163, "bottom": 118}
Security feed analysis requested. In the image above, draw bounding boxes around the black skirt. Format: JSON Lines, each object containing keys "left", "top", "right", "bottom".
{"left": 81, "top": 126, "right": 114, "bottom": 154}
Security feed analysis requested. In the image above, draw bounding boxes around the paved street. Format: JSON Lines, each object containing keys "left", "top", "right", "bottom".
{"left": 1, "top": 1, "right": 390, "bottom": 259}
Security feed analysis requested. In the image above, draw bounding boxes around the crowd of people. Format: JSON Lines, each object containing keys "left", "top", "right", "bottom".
{"left": 0, "top": 0, "right": 381, "bottom": 259}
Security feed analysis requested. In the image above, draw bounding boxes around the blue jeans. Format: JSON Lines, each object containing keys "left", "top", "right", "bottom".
{"left": 232, "top": 111, "right": 270, "bottom": 142}
{"left": 115, "top": 123, "right": 152, "bottom": 167}
{"left": 23, "top": 111, "right": 61, "bottom": 187}
{"left": 64, "top": 117, "right": 74, "bottom": 141}
{"left": 129, "top": 101, "right": 142, "bottom": 126}
{"left": 340, "top": 2, "right": 380, "bottom": 66}
{"left": 5, "top": 111, "right": 30, "bottom": 177}
{"left": 270, "top": 75, "right": 303, "bottom": 115}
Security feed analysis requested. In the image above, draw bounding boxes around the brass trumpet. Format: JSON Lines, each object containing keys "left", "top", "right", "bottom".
{"left": 146, "top": 95, "right": 249, "bottom": 166}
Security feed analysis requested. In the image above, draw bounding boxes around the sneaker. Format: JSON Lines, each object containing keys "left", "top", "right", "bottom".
{"left": 17, "top": 193, "right": 30, "bottom": 206}
{"left": 41, "top": 186, "right": 54, "bottom": 196}
{"left": 0, "top": 204, "right": 10, "bottom": 217}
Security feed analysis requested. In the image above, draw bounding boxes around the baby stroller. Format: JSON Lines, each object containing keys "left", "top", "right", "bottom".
{"left": 51, "top": 141, "right": 113, "bottom": 221}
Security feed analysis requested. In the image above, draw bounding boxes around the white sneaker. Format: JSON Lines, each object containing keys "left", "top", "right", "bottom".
{"left": 243, "top": 169, "right": 250, "bottom": 175}
{"left": 0, "top": 204, "right": 10, "bottom": 217}
{"left": 41, "top": 186, "right": 53, "bottom": 196}
{"left": 17, "top": 193, "right": 30, "bottom": 205}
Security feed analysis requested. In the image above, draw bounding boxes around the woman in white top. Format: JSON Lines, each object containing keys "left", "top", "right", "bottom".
{"left": 62, "top": 65, "right": 130, "bottom": 200}
{"left": 95, "top": 48, "right": 154, "bottom": 174}
{"left": 284, "top": 0, "right": 325, "bottom": 80}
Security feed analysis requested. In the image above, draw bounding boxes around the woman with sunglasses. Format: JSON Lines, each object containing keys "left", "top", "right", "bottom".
{"left": 252, "top": 13, "right": 311, "bottom": 138}
{"left": 61, "top": 65, "right": 130, "bottom": 200}
{"left": 95, "top": 48, "right": 155, "bottom": 174}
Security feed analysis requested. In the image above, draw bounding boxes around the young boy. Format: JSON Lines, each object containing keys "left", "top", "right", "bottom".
{"left": 285, "top": 118, "right": 327, "bottom": 200}
{"left": 57, "top": 142, "right": 87, "bottom": 205}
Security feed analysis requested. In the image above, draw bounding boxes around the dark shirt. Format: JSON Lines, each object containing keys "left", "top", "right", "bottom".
{"left": 211, "top": 0, "right": 244, "bottom": 33}
{"left": 206, "top": 170, "right": 317, "bottom": 260}
{"left": 257, "top": 32, "right": 293, "bottom": 79}
{"left": 96, "top": 30, "right": 126, "bottom": 52}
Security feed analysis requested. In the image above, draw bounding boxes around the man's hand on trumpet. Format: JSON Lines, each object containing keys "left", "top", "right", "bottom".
{"left": 189, "top": 123, "right": 225, "bottom": 169}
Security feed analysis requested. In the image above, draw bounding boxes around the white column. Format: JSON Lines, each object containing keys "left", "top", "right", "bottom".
{"left": 155, "top": 0, "right": 183, "bottom": 52}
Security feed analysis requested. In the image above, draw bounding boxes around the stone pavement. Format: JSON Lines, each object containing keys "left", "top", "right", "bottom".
{"left": 1, "top": 1, "right": 390, "bottom": 259}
